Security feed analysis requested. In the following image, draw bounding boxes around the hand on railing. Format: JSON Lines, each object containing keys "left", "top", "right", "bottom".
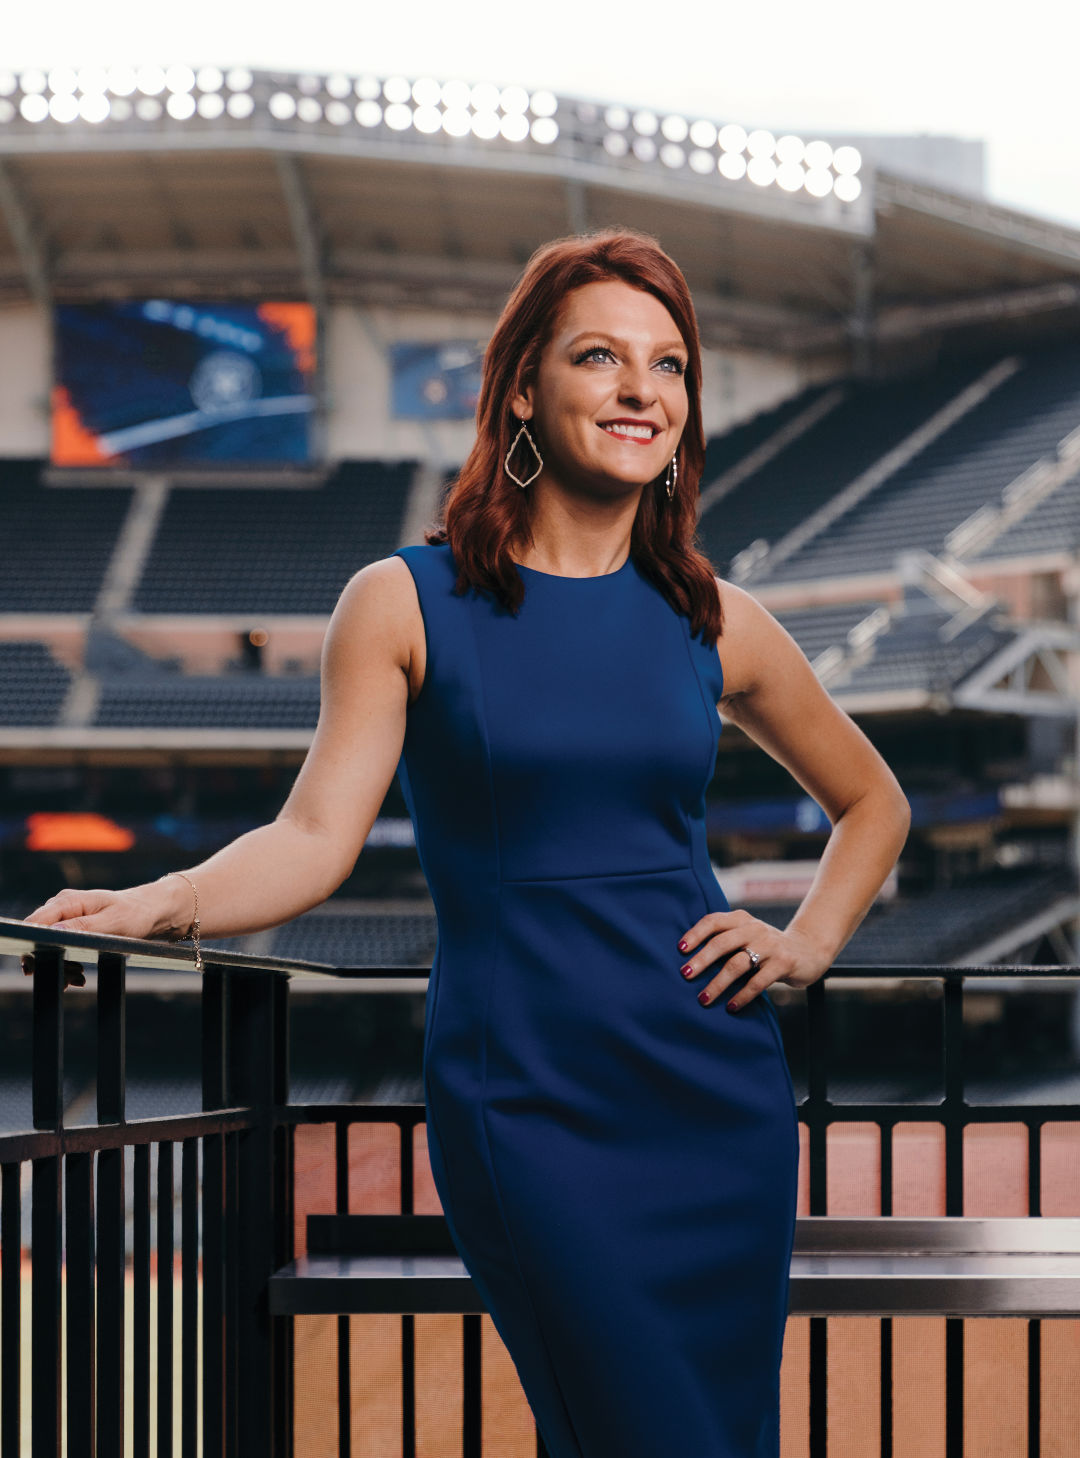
{"left": 19, "top": 885, "right": 166, "bottom": 986}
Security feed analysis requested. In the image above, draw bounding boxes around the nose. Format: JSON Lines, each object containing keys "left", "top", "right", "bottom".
{"left": 617, "top": 357, "right": 657, "bottom": 408}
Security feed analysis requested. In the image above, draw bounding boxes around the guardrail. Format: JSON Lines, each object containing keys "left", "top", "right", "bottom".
{"left": 0, "top": 917, "right": 1077, "bottom": 1458}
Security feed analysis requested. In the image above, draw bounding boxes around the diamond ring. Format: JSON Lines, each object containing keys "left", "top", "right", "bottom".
{"left": 745, "top": 948, "right": 761, "bottom": 972}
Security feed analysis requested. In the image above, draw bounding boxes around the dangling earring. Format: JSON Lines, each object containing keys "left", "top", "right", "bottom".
{"left": 665, "top": 453, "right": 678, "bottom": 500}
{"left": 504, "top": 415, "right": 543, "bottom": 489}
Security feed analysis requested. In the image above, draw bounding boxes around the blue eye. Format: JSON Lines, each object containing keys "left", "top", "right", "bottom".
{"left": 658, "top": 356, "right": 686, "bottom": 375}
{"left": 573, "top": 346, "right": 613, "bottom": 364}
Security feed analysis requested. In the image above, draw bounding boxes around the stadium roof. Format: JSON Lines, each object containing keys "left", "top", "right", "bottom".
{"left": 3, "top": 68, "right": 1080, "bottom": 358}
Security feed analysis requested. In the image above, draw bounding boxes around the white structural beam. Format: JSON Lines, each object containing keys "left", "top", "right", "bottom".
{"left": 0, "top": 158, "right": 50, "bottom": 310}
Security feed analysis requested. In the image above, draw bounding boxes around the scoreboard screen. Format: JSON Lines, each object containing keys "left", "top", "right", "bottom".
{"left": 51, "top": 300, "right": 317, "bottom": 467}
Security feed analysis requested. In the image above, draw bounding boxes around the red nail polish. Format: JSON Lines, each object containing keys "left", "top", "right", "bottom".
{"left": 727, "top": 1000, "right": 737, "bottom": 1013}
{"left": 678, "top": 940, "right": 688, "bottom": 952}
{"left": 680, "top": 963, "right": 693, "bottom": 976}
{"left": 697, "top": 990, "right": 709, "bottom": 1005}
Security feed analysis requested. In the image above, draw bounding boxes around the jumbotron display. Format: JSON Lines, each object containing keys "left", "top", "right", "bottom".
{"left": 51, "top": 300, "right": 317, "bottom": 467}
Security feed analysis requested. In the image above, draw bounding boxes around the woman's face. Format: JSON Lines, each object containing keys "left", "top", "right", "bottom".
{"left": 511, "top": 278, "right": 690, "bottom": 497}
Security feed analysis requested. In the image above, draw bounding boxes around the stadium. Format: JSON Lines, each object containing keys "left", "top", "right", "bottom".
{"left": 1, "top": 61, "right": 1079, "bottom": 1457}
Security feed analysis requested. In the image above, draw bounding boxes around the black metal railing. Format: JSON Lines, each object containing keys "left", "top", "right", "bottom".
{"left": 0, "top": 917, "right": 1077, "bottom": 1458}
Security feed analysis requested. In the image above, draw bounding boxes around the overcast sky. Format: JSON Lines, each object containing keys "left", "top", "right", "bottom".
{"left": 6, "top": 0, "right": 1080, "bottom": 230}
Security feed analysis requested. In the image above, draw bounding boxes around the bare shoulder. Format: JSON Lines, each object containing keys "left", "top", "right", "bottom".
{"left": 714, "top": 576, "right": 799, "bottom": 701}
{"left": 325, "top": 556, "right": 422, "bottom": 668}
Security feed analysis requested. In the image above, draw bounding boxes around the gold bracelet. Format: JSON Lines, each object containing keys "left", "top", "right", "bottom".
{"left": 164, "top": 870, "right": 203, "bottom": 973}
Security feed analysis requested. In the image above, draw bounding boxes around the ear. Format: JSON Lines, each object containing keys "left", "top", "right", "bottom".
{"left": 508, "top": 377, "right": 534, "bottom": 422}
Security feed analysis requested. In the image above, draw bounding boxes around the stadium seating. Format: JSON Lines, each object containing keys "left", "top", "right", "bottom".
{"left": 701, "top": 381, "right": 837, "bottom": 485}
{"left": 132, "top": 459, "right": 415, "bottom": 614}
{"left": 835, "top": 589, "right": 1015, "bottom": 697}
{"left": 972, "top": 468, "right": 1080, "bottom": 562}
{"left": 764, "top": 338, "right": 1080, "bottom": 582}
{"left": 94, "top": 673, "right": 319, "bottom": 729}
{"left": 270, "top": 909, "right": 438, "bottom": 967}
{"left": 697, "top": 355, "right": 993, "bottom": 576}
{"left": 0, "top": 461, "right": 133, "bottom": 612}
{"left": 0, "top": 641, "right": 72, "bottom": 725}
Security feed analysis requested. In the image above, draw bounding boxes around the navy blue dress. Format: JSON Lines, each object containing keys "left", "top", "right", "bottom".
{"left": 392, "top": 542, "right": 799, "bottom": 1458}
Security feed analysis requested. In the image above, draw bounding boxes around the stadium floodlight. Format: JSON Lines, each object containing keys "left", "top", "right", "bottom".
{"left": 803, "top": 138, "right": 833, "bottom": 170}
{"left": 689, "top": 148, "right": 714, "bottom": 174}
{"left": 355, "top": 99, "right": 382, "bottom": 127}
{"left": 225, "top": 68, "right": 253, "bottom": 92}
{"left": 412, "top": 77, "right": 441, "bottom": 107}
{"left": 355, "top": 75, "right": 381, "bottom": 100}
{"left": 500, "top": 112, "right": 529, "bottom": 142}
{"left": 48, "top": 68, "right": 78, "bottom": 95}
{"left": 137, "top": 66, "right": 166, "bottom": 96}
{"left": 383, "top": 75, "right": 412, "bottom": 104}
{"left": 718, "top": 123, "right": 747, "bottom": 153}
{"left": 603, "top": 132, "right": 629, "bottom": 157}
{"left": 441, "top": 79, "right": 472, "bottom": 110}
{"left": 0, "top": 100, "right": 13, "bottom": 123}
{"left": 297, "top": 97, "right": 322, "bottom": 123}
{"left": 747, "top": 155, "right": 777, "bottom": 186}
{"left": 166, "top": 93, "right": 197, "bottom": 120}
{"left": 834, "top": 174, "right": 861, "bottom": 201}
{"left": 326, "top": 73, "right": 351, "bottom": 99}
{"left": 833, "top": 144, "right": 862, "bottom": 175}
{"left": 79, "top": 93, "right": 109, "bottom": 124}
{"left": 298, "top": 74, "right": 321, "bottom": 96}
{"left": 632, "top": 136, "right": 656, "bottom": 162}
{"left": 776, "top": 134, "right": 804, "bottom": 164}
{"left": 660, "top": 142, "right": 685, "bottom": 169}
{"left": 442, "top": 107, "right": 472, "bottom": 137}
{"left": 325, "top": 100, "right": 350, "bottom": 125}
{"left": 49, "top": 94, "right": 79, "bottom": 123}
{"left": 19, "top": 71, "right": 47, "bottom": 95}
{"left": 269, "top": 92, "right": 297, "bottom": 121}
{"left": 471, "top": 81, "right": 501, "bottom": 112}
{"left": 78, "top": 68, "right": 109, "bottom": 96}
{"left": 776, "top": 161, "right": 805, "bottom": 192}
{"left": 689, "top": 119, "right": 717, "bottom": 149}
{"left": 165, "top": 65, "right": 195, "bottom": 94}
{"left": 0, "top": 73, "right": 16, "bottom": 97}
{"left": 746, "top": 128, "right": 776, "bottom": 159}
{"left": 605, "top": 105, "right": 629, "bottom": 130}
{"left": 226, "top": 93, "right": 254, "bottom": 119}
{"left": 804, "top": 168, "right": 834, "bottom": 198}
{"left": 632, "top": 110, "right": 658, "bottom": 136}
{"left": 136, "top": 97, "right": 163, "bottom": 120}
{"left": 529, "top": 90, "right": 557, "bottom": 117}
{"left": 531, "top": 116, "right": 559, "bottom": 144}
{"left": 660, "top": 114, "right": 688, "bottom": 143}
{"left": 19, "top": 95, "right": 49, "bottom": 122}
{"left": 197, "top": 93, "right": 224, "bottom": 119}
{"left": 471, "top": 109, "right": 501, "bottom": 140}
{"left": 718, "top": 151, "right": 747, "bottom": 180}
{"left": 414, "top": 105, "right": 442, "bottom": 134}
{"left": 197, "top": 65, "right": 224, "bottom": 92}
{"left": 500, "top": 85, "right": 529, "bottom": 114}
{"left": 107, "top": 66, "right": 137, "bottom": 96}
{"left": 109, "top": 98, "right": 132, "bottom": 121}
{"left": 384, "top": 102, "right": 412, "bottom": 130}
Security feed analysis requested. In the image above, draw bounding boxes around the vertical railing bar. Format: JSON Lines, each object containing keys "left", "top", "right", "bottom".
{"left": 1028, "top": 1114, "right": 1041, "bottom": 1458}
{"left": 401, "top": 1116, "right": 416, "bottom": 1458}
{"left": 462, "top": 1313, "right": 481, "bottom": 1458}
{"left": 805, "top": 974, "right": 828, "bottom": 1458}
{"left": 272, "top": 975, "right": 292, "bottom": 1458}
{"left": 879, "top": 1116, "right": 893, "bottom": 1458}
{"left": 181, "top": 1136, "right": 199, "bottom": 1458}
{"left": 31, "top": 941, "right": 64, "bottom": 1458}
{"left": 96, "top": 951, "right": 127, "bottom": 1458}
{"left": 133, "top": 1144, "right": 151, "bottom": 1458}
{"left": 64, "top": 1151, "right": 95, "bottom": 1458}
{"left": 808, "top": 1315, "right": 827, "bottom": 1458}
{"left": 202, "top": 968, "right": 227, "bottom": 1458}
{"left": 335, "top": 1121, "right": 351, "bottom": 1458}
{"left": 224, "top": 1131, "right": 240, "bottom": 1458}
{"left": 1, "top": 1162, "right": 22, "bottom": 1458}
{"left": 943, "top": 970, "right": 964, "bottom": 1458}
{"left": 156, "top": 1141, "right": 175, "bottom": 1458}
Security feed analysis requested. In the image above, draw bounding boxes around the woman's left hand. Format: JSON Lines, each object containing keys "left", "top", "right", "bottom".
{"left": 677, "top": 908, "right": 831, "bottom": 1011}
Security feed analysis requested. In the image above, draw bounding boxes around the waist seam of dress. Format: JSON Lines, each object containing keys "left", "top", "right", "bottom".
{"left": 470, "top": 605, "right": 589, "bottom": 1458}
{"left": 501, "top": 862, "right": 692, "bottom": 885}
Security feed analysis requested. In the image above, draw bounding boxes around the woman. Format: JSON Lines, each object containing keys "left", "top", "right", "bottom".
{"left": 24, "top": 228, "right": 910, "bottom": 1457}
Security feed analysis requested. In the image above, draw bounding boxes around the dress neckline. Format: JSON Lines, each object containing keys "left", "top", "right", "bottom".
{"left": 512, "top": 553, "right": 634, "bottom": 582}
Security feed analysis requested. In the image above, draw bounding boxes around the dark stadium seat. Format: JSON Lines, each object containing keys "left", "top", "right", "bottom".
{"left": 271, "top": 909, "right": 438, "bottom": 967}
{"left": 774, "top": 600, "right": 887, "bottom": 663}
{"left": 94, "top": 673, "right": 320, "bottom": 729}
{"left": 698, "top": 356, "right": 992, "bottom": 577}
{"left": 701, "top": 381, "right": 837, "bottom": 487}
{"left": 131, "top": 459, "right": 416, "bottom": 614}
{"left": 0, "top": 460, "right": 133, "bottom": 612}
{"left": 765, "top": 338, "right": 1080, "bottom": 583}
{"left": 973, "top": 470, "right": 1080, "bottom": 562}
{"left": 0, "top": 640, "right": 72, "bottom": 725}
{"left": 837, "top": 591, "right": 1014, "bottom": 696}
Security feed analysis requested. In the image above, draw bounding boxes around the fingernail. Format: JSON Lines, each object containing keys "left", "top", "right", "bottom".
{"left": 727, "top": 1000, "right": 737, "bottom": 1013}
{"left": 678, "top": 940, "right": 688, "bottom": 952}
{"left": 680, "top": 963, "right": 693, "bottom": 976}
{"left": 697, "top": 990, "right": 710, "bottom": 1005}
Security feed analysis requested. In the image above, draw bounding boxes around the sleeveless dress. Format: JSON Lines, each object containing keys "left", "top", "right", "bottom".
{"left": 392, "top": 541, "right": 800, "bottom": 1458}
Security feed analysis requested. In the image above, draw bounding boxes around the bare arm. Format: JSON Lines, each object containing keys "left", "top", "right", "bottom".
{"left": 679, "top": 581, "right": 911, "bottom": 1008}
{"left": 22, "top": 556, "right": 422, "bottom": 944}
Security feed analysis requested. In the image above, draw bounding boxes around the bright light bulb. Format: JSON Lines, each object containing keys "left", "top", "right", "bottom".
{"left": 196, "top": 66, "right": 224, "bottom": 92}
{"left": 326, "top": 74, "right": 351, "bottom": 99}
{"left": 225, "top": 68, "right": 252, "bottom": 91}
{"left": 804, "top": 168, "right": 833, "bottom": 197}
{"left": 689, "top": 148, "right": 714, "bottom": 174}
{"left": 500, "top": 112, "right": 529, "bottom": 141}
{"left": 165, "top": 65, "right": 195, "bottom": 94}
{"left": 718, "top": 151, "right": 747, "bottom": 180}
{"left": 471, "top": 109, "right": 500, "bottom": 139}
{"left": 80, "top": 93, "right": 109, "bottom": 123}
{"left": 804, "top": 139, "right": 833, "bottom": 170}
{"left": 49, "top": 94, "right": 79, "bottom": 122}
{"left": 689, "top": 119, "right": 717, "bottom": 149}
{"left": 603, "top": 132, "right": 628, "bottom": 158}
{"left": 633, "top": 110, "right": 658, "bottom": 136}
{"left": 605, "top": 105, "right": 629, "bottom": 130}
{"left": 0, "top": 73, "right": 16, "bottom": 97}
{"left": 135, "top": 96, "right": 163, "bottom": 120}
{"left": 137, "top": 66, "right": 165, "bottom": 95}
{"left": 325, "top": 99, "right": 350, "bottom": 125}
{"left": 269, "top": 92, "right": 297, "bottom": 120}
{"left": 632, "top": 136, "right": 656, "bottom": 162}
{"left": 531, "top": 116, "right": 558, "bottom": 143}
{"left": 226, "top": 92, "right": 254, "bottom": 118}
{"left": 297, "top": 97, "right": 322, "bottom": 122}
{"left": 414, "top": 105, "right": 442, "bottom": 134}
{"left": 441, "top": 107, "right": 471, "bottom": 137}
{"left": 834, "top": 174, "right": 862, "bottom": 201}
{"left": 776, "top": 134, "right": 805, "bottom": 164}
{"left": 718, "top": 123, "right": 747, "bottom": 153}
{"left": 383, "top": 102, "right": 412, "bottom": 130}
{"left": 441, "top": 79, "right": 471, "bottom": 110}
{"left": 166, "top": 92, "right": 196, "bottom": 120}
{"left": 833, "top": 144, "right": 862, "bottom": 175}
{"left": 500, "top": 85, "right": 529, "bottom": 114}
{"left": 660, "top": 114, "right": 688, "bottom": 143}
{"left": 412, "top": 77, "right": 441, "bottom": 107}
{"left": 776, "top": 161, "right": 805, "bottom": 192}
{"left": 48, "top": 68, "right": 78, "bottom": 95}
{"left": 19, "top": 70, "right": 47, "bottom": 95}
{"left": 746, "top": 128, "right": 775, "bottom": 158}
{"left": 660, "top": 142, "right": 685, "bottom": 168}
{"left": 747, "top": 155, "right": 777, "bottom": 185}
{"left": 109, "top": 97, "right": 132, "bottom": 120}
{"left": 355, "top": 100, "right": 382, "bottom": 127}
{"left": 471, "top": 81, "right": 500, "bottom": 112}
{"left": 354, "top": 76, "right": 380, "bottom": 100}
{"left": 383, "top": 76, "right": 411, "bottom": 104}
{"left": 20, "top": 94, "right": 48, "bottom": 121}
{"left": 107, "top": 66, "right": 137, "bottom": 96}
{"left": 529, "top": 90, "right": 557, "bottom": 117}
{"left": 197, "top": 93, "right": 224, "bottom": 119}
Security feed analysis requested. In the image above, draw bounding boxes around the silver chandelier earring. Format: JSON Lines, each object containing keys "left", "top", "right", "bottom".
{"left": 505, "top": 415, "right": 543, "bottom": 489}
{"left": 665, "top": 453, "right": 678, "bottom": 500}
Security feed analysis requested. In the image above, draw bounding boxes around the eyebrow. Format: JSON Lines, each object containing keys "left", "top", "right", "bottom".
{"left": 566, "top": 330, "right": 687, "bottom": 353}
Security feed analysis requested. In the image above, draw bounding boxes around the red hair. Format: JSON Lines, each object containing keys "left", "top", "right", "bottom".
{"left": 424, "top": 227, "right": 723, "bottom": 643}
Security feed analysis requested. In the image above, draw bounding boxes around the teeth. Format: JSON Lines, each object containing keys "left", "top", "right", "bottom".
{"left": 602, "top": 423, "right": 654, "bottom": 440}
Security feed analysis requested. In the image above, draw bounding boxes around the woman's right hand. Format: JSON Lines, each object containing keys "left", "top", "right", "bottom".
{"left": 19, "top": 883, "right": 176, "bottom": 986}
